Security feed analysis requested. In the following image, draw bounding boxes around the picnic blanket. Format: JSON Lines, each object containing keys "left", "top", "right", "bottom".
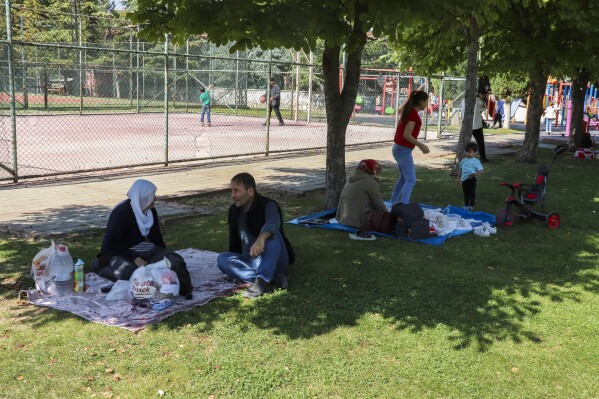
{"left": 19, "top": 249, "right": 241, "bottom": 333}
{"left": 288, "top": 204, "right": 496, "bottom": 246}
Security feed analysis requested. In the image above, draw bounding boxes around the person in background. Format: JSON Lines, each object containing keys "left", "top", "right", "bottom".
{"left": 457, "top": 142, "right": 484, "bottom": 211}
{"left": 200, "top": 85, "right": 212, "bottom": 127}
{"left": 492, "top": 98, "right": 505, "bottom": 128}
{"left": 264, "top": 78, "right": 284, "bottom": 126}
{"left": 337, "top": 159, "right": 388, "bottom": 241}
{"left": 217, "top": 173, "right": 295, "bottom": 299}
{"left": 92, "top": 179, "right": 193, "bottom": 299}
{"left": 472, "top": 90, "right": 490, "bottom": 162}
{"left": 543, "top": 101, "right": 560, "bottom": 134}
{"left": 391, "top": 90, "right": 430, "bottom": 205}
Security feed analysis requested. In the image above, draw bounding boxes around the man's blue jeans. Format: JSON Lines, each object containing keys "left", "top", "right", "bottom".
{"left": 217, "top": 232, "right": 289, "bottom": 283}
{"left": 391, "top": 144, "right": 417, "bottom": 204}
{"left": 201, "top": 105, "right": 211, "bottom": 124}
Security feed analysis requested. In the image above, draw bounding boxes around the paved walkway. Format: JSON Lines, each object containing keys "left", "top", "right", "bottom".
{"left": 0, "top": 133, "right": 524, "bottom": 238}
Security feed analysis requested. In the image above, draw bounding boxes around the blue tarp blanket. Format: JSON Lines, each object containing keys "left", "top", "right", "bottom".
{"left": 287, "top": 204, "right": 496, "bottom": 246}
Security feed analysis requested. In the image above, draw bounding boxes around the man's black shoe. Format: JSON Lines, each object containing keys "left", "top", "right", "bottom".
{"left": 243, "top": 277, "right": 273, "bottom": 299}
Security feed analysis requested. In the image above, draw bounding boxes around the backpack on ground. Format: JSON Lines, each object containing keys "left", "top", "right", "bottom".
{"left": 391, "top": 203, "right": 431, "bottom": 240}
{"left": 366, "top": 211, "right": 396, "bottom": 234}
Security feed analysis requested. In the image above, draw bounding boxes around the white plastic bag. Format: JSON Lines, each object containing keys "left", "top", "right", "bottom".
{"left": 31, "top": 241, "right": 74, "bottom": 295}
{"left": 105, "top": 280, "right": 130, "bottom": 301}
{"left": 127, "top": 258, "right": 180, "bottom": 310}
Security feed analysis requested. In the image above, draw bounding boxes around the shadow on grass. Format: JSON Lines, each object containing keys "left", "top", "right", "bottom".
{"left": 2, "top": 150, "right": 598, "bottom": 351}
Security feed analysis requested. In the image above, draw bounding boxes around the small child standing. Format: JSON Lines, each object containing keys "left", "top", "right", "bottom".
{"left": 200, "top": 85, "right": 212, "bottom": 127}
{"left": 458, "top": 142, "right": 485, "bottom": 211}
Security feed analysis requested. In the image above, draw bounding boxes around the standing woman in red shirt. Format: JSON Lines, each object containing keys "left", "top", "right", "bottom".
{"left": 391, "top": 91, "right": 431, "bottom": 204}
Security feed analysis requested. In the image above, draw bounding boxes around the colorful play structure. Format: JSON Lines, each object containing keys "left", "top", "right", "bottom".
{"left": 543, "top": 77, "right": 599, "bottom": 136}
{"left": 349, "top": 67, "right": 424, "bottom": 116}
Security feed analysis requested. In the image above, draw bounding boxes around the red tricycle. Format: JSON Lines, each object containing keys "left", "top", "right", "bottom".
{"left": 496, "top": 145, "right": 568, "bottom": 229}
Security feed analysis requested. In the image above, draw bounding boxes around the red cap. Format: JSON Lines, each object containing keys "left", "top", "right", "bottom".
{"left": 358, "top": 159, "right": 381, "bottom": 175}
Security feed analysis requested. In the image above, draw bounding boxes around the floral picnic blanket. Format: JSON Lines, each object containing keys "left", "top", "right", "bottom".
{"left": 19, "top": 249, "right": 241, "bottom": 332}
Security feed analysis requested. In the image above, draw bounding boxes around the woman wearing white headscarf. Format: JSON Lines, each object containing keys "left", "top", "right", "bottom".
{"left": 92, "top": 179, "right": 193, "bottom": 298}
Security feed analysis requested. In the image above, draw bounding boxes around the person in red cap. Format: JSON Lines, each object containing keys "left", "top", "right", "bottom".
{"left": 337, "top": 159, "right": 388, "bottom": 240}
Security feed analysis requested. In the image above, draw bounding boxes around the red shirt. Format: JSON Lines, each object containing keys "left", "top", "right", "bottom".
{"left": 394, "top": 108, "right": 422, "bottom": 149}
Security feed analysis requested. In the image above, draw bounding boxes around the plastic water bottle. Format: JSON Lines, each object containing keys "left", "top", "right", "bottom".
{"left": 73, "top": 259, "right": 85, "bottom": 293}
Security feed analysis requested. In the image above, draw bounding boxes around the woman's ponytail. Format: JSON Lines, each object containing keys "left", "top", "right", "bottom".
{"left": 400, "top": 90, "right": 428, "bottom": 121}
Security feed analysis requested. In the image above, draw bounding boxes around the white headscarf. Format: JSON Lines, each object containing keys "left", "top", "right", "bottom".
{"left": 127, "top": 179, "right": 158, "bottom": 237}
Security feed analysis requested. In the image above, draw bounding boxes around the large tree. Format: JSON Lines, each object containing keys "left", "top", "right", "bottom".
{"left": 389, "top": 3, "right": 502, "bottom": 172}
{"left": 129, "top": 0, "right": 412, "bottom": 208}
{"left": 481, "top": 0, "right": 599, "bottom": 160}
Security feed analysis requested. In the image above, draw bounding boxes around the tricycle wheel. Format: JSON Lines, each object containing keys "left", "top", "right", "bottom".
{"left": 496, "top": 207, "right": 513, "bottom": 228}
{"left": 546, "top": 212, "right": 560, "bottom": 229}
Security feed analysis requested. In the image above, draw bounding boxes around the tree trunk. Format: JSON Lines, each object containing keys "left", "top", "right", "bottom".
{"left": 518, "top": 67, "right": 545, "bottom": 163}
{"left": 322, "top": 4, "right": 367, "bottom": 209}
{"left": 452, "top": 16, "right": 479, "bottom": 175}
{"left": 569, "top": 67, "right": 590, "bottom": 149}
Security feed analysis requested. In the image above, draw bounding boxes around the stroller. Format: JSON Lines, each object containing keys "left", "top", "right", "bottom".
{"left": 496, "top": 145, "right": 568, "bottom": 229}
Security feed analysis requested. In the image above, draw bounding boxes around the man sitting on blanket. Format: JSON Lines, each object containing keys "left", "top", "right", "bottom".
{"left": 217, "top": 173, "right": 295, "bottom": 299}
{"left": 337, "top": 159, "right": 388, "bottom": 241}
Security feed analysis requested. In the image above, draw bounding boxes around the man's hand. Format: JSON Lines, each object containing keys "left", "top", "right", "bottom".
{"left": 250, "top": 238, "right": 265, "bottom": 258}
{"left": 134, "top": 257, "right": 148, "bottom": 267}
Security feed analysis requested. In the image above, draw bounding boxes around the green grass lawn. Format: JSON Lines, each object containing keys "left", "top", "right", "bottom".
{"left": 1, "top": 149, "right": 598, "bottom": 398}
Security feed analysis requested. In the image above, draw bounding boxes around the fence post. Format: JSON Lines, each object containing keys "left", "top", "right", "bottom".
{"left": 423, "top": 78, "right": 429, "bottom": 139}
{"left": 19, "top": 16, "right": 28, "bottom": 110}
{"left": 79, "top": 16, "right": 83, "bottom": 115}
{"left": 294, "top": 51, "right": 300, "bottom": 122}
{"left": 185, "top": 39, "right": 189, "bottom": 113}
{"left": 164, "top": 33, "right": 169, "bottom": 166}
{"left": 4, "top": 0, "right": 18, "bottom": 182}
{"left": 307, "top": 51, "right": 313, "bottom": 123}
{"left": 43, "top": 67, "right": 48, "bottom": 109}
{"left": 265, "top": 51, "right": 272, "bottom": 156}
{"left": 394, "top": 72, "right": 400, "bottom": 128}
{"left": 129, "top": 30, "right": 133, "bottom": 109}
{"left": 437, "top": 73, "right": 445, "bottom": 138}
{"left": 173, "top": 44, "right": 177, "bottom": 109}
{"left": 235, "top": 50, "right": 239, "bottom": 114}
{"left": 136, "top": 26, "right": 140, "bottom": 113}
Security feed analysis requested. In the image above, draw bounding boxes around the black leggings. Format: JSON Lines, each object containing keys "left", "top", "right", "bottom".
{"left": 462, "top": 177, "right": 477, "bottom": 207}
{"left": 92, "top": 247, "right": 193, "bottom": 297}
{"left": 472, "top": 128, "right": 487, "bottom": 160}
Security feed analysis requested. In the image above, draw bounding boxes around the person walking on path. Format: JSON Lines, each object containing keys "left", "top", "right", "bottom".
{"left": 217, "top": 172, "right": 295, "bottom": 299}
{"left": 264, "top": 78, "right": 284, "bottom": 126}
{"left": 391, "top": 90, "right": 430, "bottom": 205}
{"left": 492, "top": 98, "right": 504, "bottom": 128}
{"left": 200, "top": 85, "right": 212, "bottom": 127}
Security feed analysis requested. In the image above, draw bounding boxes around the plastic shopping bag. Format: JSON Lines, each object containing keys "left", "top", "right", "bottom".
{"left": 31, "top": 241, "right": 74, "bottom": 295}
{"left": 127, "top": 258, "right": 180, "bottom": 310}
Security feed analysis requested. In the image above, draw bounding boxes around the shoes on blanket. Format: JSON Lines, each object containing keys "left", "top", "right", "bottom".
{"left": 473, "top": 222, "right": 497, "bottom": 237}
{"left": 349, "top": 231, "right": 376, "bottom": 241}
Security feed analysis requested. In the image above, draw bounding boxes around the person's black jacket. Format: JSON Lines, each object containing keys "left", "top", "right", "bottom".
{"left": 98, "top": 199, "right": 166, "bottom": 262}
{"left": 227, "top": 193, "right": 295, "bottom": 264}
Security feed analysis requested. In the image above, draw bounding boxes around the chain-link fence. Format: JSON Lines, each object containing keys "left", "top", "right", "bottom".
{"left": 0, "top": 4, "right": 465, "bottom": 182}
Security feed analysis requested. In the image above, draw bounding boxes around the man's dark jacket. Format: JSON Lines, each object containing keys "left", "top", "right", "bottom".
{"left": 227, "top": 193, "right": 295, "bottom": 264}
